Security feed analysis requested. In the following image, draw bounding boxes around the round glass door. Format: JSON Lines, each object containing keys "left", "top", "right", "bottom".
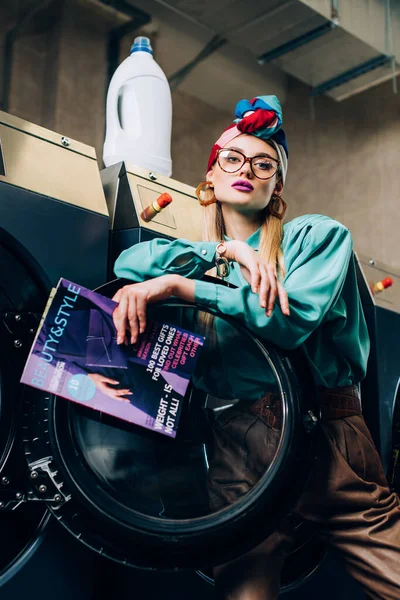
{"left": 24, "top": 280, "right": 316, "bottom": 569}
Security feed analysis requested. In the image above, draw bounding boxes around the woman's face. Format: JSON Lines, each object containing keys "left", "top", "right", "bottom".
{"left": 207, "top": 134, "right": 283, "bottom": 214}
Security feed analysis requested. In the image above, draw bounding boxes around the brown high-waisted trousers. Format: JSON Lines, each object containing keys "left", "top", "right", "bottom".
{"left": 208, "top": 386, "right": 400, "bottom": 600}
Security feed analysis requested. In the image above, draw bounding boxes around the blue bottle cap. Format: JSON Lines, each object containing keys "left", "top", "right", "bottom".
{"left": 130, "top": 36, "right": 153, "bottom": 55}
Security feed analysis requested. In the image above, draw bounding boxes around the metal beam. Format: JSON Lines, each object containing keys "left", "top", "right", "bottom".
{"left": 257, "top": 20, "right": 337, "bottom": 65}
{"left": 310, "top": 54, "right": 392, "bottom": 96}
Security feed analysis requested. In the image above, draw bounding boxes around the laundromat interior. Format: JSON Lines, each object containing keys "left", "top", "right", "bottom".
{"left": 1, "top": 0, "right": 400, "bottom": 598}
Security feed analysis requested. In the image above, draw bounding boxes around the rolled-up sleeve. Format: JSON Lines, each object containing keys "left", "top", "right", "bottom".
{"left": 195, "top": 217, "right": 353, "bottom": 349}
{"left": 114, "top": 238, "right": 217, "bottom": 281}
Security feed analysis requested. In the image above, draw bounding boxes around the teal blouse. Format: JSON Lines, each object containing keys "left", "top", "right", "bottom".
{"left": 114, "top": 214, "right": 370, "bottom": 388}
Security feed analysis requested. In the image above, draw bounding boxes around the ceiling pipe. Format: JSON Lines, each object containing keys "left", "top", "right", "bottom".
{"left": 98, "top": 0, "right": 151, "bottom": 86}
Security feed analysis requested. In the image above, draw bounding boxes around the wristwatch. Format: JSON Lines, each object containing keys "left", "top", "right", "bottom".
{"left": 215, "top": 241, "right": 230, "bottom": 278}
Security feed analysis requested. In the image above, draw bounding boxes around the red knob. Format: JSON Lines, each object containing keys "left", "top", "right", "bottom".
{"left": 371, "top": 277, "right": 393, "bottom": 294}
{"left": 156, "top": 192, "right": 173, "bottom": 209}
{"left": 140, "top": 192, "right": 173, "bottom": 222}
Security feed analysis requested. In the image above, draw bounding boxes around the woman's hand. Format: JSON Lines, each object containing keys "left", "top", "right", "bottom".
{"left": 87, "top": 373, "right": 132, "bottom": 402}
{"left": 112, "top": 275, "right": 176, "bottom": 345}
{"left": 224, "top": 240, "right": 289, "bottom": 317}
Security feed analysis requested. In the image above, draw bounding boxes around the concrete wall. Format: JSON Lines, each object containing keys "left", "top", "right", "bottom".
{"left": 1, "top": 0, "right": 128, "bottom": 150}
{"left": 1, "top": 0, "right": 399, "bottom": 269}
{"left": 283, "top": 76, "right": 400, "bottom": 269}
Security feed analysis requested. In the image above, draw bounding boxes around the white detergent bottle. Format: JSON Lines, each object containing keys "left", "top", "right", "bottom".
{"left": 103, "top": 36, "right": 172, "bottom": 176}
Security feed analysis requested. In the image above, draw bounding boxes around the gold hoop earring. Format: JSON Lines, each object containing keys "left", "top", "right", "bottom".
{"left": 268, "top": 193, "right": 287, "bottom": 220}
{"left": 196, "top": 181, "right": 217, "bottom": 206}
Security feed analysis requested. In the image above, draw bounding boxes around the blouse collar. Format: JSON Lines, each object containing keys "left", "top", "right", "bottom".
{"left": 224, "top": 226, "right": 262, "bottom": 250}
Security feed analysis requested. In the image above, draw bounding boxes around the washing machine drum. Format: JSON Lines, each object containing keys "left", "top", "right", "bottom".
{"left": 8, "top": 275, "right": 316, "bottom": 570}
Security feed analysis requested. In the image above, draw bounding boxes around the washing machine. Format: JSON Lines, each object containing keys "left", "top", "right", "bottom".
{"left": 0, "top": 146, "right": 319, "bottom": 600}
{"left": 356, "top": 255, "right": 400, "bottom": 476}
{"left": 0, "top": 110, "right": 109, "bottom": 598}
{"left": 1, "top": 142, "right": 394, "bottom": 600}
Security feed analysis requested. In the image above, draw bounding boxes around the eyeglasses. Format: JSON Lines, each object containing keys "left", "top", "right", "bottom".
{"left": 217, "top": 148, "right": 280, "bottom": 180}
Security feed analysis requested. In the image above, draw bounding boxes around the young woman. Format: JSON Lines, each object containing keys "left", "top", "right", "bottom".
{"left": 112, "top": 96, "right": 400, "bottom": 599}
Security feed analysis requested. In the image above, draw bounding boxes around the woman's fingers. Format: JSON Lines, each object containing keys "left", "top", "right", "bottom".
{"left": 114, "top": 291, "right": 129, "bottom": 345}
{"left": 112, "top": 288, "right": 122, "bottom": 303}
{"left": 277, "top": 281, "right": 290, "bottom": 316}
{"left": 127, "top": 295, "right": 140, "bottom": 345}
{"left": 239, "top": 246, "right": 261, "bottom": 293}
{"left": 111, "top": 389, "right": 132, "bottom": 402}
{"left": 136, "top": 292, "right": 147, "bottom": 337}
{"left": 99, "top": 377, "right": 132, "bottom": 401}
{"left": 223, "top": 241, "right": 290, "bottom": 318}
{"left": 265, "top": 265, "right": 278, "bottom": 317}
{"left": 249, "top": 263, "right": 262, "bottom": 294}
{"left": 115, "top": 388, "right": 132, "bottom": 397}
{"left": 239, "top": 265, "right": 252, "bottom": 285}
{"left": 255, "top": 262, "right": 287, "bottom": 318}
{"left": 258, "top": 264, "right": 271, "bottom": 310}
{"left": 102, "top": 377, "right": 120, "bottom": 385}
{"left": 113, "top": 285, "right": 148, "bottom": 345}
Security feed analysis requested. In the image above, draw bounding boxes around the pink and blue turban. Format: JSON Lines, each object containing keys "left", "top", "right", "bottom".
{"left": 207, "top": 95, "right": 288, "bottom": 184}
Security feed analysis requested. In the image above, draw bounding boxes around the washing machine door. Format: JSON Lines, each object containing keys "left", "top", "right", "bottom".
{"left": 0, "top": 228, "right": 52, "bottom": 585}
{"left": 22, "top": 279, "right": 317, "bottom": 570}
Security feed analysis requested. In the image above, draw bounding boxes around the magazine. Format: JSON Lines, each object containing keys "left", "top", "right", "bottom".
{"left": 21, "top": 278, "right": 205, "bottom": 437}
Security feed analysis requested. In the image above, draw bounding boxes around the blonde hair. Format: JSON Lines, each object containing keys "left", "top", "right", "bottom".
{"left": 202, "top": 197, "right": 286, "bottom": 278}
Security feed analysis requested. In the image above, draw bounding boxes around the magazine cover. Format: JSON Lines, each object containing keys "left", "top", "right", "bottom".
{"left": 21, "top": 279, "right": 205, "bottom": 437}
